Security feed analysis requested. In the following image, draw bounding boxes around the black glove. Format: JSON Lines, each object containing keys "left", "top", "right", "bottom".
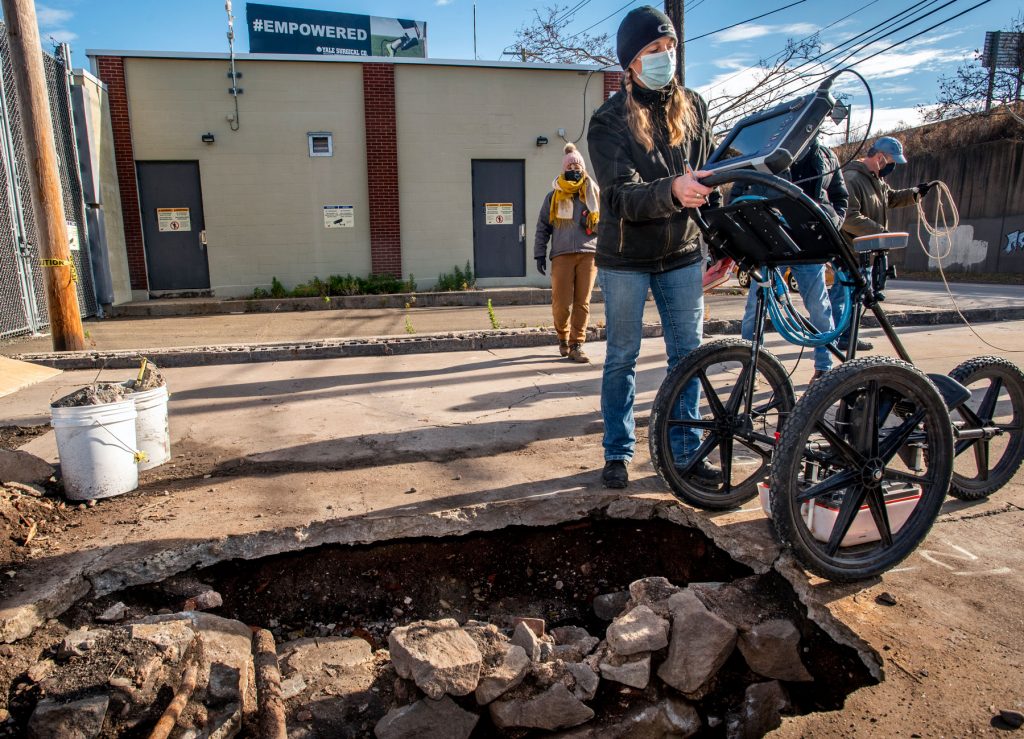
{"left": 536, "top": 257, "right": 547, "bottom": 276}
{"left": 916, "top": 182, "right": 933, "bottom": 197}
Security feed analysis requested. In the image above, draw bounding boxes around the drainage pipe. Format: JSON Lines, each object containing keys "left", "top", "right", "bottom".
{"left": 253, "top": 628, "right": 287, "bottom": 739}
{"left": 148, "top": 660, "right": 199, "bottom": 739}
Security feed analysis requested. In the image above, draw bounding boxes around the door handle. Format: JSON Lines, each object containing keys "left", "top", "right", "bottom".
{"left": 519, "top": 224, "right": 525, "bottom": 242}
{"left": 200, "top": 230, "right": 207, "bottom": 247}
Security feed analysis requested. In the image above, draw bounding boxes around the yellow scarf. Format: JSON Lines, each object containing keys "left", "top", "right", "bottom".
{"left": 550, "top": 174, "right": 600, "bottom": 231}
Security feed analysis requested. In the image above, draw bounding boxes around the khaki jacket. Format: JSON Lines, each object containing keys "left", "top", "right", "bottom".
{"left": 840, "top": 160, "right": 918, "bottom": 245}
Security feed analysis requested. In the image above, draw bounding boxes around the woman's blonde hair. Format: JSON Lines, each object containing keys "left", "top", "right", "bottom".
{"left": 624, "top": 70, "right": 697, "bottom": 153}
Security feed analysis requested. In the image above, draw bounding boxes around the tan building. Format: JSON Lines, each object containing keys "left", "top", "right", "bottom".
{"left": 86, "top": 50, "right": 622, "bottom": 299}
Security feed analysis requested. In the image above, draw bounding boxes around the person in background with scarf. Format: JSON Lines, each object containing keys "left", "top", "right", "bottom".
{"left": 587, "top": 6, "right": 720, "bottom": 489}
{"left": 534, "top": 142, "right": 601, "bottom": 363}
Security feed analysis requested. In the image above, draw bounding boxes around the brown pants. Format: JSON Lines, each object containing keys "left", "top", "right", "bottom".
{"left": 551, "top": 252, "right": 598, "bottom": 343}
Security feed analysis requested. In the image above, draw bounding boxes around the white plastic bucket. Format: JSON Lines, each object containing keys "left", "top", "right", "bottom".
{"left": 124, "top": 383, "right": 170, "bottom": 471}
{"left": 51, "top": 398, "right": 139, "bottom": 500}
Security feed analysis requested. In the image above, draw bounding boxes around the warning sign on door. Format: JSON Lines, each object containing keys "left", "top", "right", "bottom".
{"left": 67, "top": 221, "right": 79, "bottom": 251}
{"left": 157, "top": 208, "right": 192, "bottom": 232}
{"left": 323, "top": 205, "right": 354, "bottom": 228}
{"left": 485, "top": 203, "right": 513, "bottom": 225}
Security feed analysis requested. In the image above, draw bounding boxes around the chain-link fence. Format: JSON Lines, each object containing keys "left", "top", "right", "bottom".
{"left": 0, "top": 24, "right": 96, "bottom": 340}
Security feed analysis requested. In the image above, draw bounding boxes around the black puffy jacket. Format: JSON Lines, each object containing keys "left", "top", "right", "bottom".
{"left": 587, "top": 82, "right": 718, "bottom": 273}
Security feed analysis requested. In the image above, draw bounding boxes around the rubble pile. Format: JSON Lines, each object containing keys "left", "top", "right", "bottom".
{"left": 6, "top": 576, "right": 818, "bottom": 737}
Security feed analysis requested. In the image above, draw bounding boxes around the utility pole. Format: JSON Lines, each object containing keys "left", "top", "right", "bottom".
{"left": 665, "top": 0, "right": 684, "bottom": 85}
{"left": 2, "top": 0, "right": 84, "bottom": 350}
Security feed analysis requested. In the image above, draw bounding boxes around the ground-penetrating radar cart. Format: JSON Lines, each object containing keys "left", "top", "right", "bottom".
{"left": 648, "top": 76, "right": 1024, "bottom": 582}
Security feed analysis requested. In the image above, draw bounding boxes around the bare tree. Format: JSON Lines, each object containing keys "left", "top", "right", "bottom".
{"left": 507, "top": 5, "right": 616, "bottom": 66}
{"left": 922, "top": 14, "right": 1023, "bottom": 126}
{"left": 705, "top": 35, "right": 823, "bottom": 133}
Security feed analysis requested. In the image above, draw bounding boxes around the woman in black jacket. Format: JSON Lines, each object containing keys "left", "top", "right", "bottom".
{"left": 587, "top": 5, "right": 719, "bottom": 489}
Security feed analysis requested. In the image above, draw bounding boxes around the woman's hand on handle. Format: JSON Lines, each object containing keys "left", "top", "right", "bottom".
{"left": 672, "top": 171, "right": 714, "bottom": 209}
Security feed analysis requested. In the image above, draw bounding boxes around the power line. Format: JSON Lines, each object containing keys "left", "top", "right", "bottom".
{"left": 573, "top": 0, "right": 642, "bottom": 36}
{"left": 685, "top": 0, "right": 808, "bottom": 44}
{"left": 551, "top": 0, "right": 597, "bottom": 27}
{"left": 713, "top": 0, "right": 993, "bottom": 131}
{"left": 703, "top": 0, "right": 883, "bottom": 105}
{"left": 710, "top": 0, "right": 963, "bottom": 123}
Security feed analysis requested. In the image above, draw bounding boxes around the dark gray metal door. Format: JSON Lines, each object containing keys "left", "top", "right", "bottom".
{"left": 471, "top": 160, "right": 525, "bottom": 278}
{"left": 136, "top": 161, "right": 209, "bottom": 290}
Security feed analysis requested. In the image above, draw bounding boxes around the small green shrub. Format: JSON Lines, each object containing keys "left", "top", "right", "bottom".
{"left": 436, "top": 261, "right": 476, "bottom": 292}
{"left": 487, "top": 298, "right": 500, "bottom": 329}
{"left": 252, "top": 286, "right": 270, "bottom": 299}
{"left": 328, "top": 273, "right": 364, "bottom": 296}
{"left": 291, "top": 276, "right": 328, "bottom": 298}
{"left": 270, "top": 277, "right": 287, "bottom": 298}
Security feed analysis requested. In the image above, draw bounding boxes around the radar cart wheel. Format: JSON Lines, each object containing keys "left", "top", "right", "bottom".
{"left": 947, "top": 356, "right": 1024, "bottom": 500}
{"left": 650, "top": 339, "right": 795, "bottom": 510}
{"left": 769, "top": 358, "right": 953, "bottom": 582}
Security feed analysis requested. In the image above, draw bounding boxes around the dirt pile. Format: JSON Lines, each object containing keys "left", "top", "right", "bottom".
{"left": 50, "top": 383, "right": 126, "bottom": 408}
{"left": 0, "top": 483, "right": 67, "bottom": 582}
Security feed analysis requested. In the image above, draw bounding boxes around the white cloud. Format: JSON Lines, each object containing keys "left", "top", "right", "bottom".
{"left": 36, "top": 5, "right": 72, "bottom": 27}
{"left": 435, "top": 0, "right": 453, "bottom": 5}
{"left": 45, "top": 29, "right": 77, "bottom": 43}
{"left": 820, "top": 105, "right": 931, "bottom": 146}
{"left": 715, "top": 22, "right": 818, "bottom": 44}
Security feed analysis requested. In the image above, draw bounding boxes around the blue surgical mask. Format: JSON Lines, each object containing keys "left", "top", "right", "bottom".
{"left": 637, "top": 49, "right": 676, "bottom": 90}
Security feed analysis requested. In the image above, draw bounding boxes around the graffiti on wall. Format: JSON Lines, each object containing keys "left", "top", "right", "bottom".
{"left": 1006, "top": 230, "right": 1023, "bottom": 253}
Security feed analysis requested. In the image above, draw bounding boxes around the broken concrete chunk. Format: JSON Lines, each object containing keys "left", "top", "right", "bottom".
{"left": 550, "top": 626, "right": 599, "bottom": 662}
{"left": 512, "top": 616, "right": 545, "bottom": 637}
{"left": 599, "top": 651, "right": 651, "bottom": 689}
{"left": 59, "top": 628, "right": 105, "bottom": 659}
{"left": 592, "top": 591, "right": 630, "bottom": 621}
{"left": 131, "top": 620, "right": 196, "bottom": 661}
{"left": 728, "top": 680, "right": 790, "bottom": 739}
{"left": 606, "top": 605, "right": 669, "bottom": 656}
{"left": 27, "top": 659, "right": 54, "bottom": 683}
{"left": 0, "top": 449, "right": 55, "bottom": 486}
{"left": 183, "top": 590, "right": 223, "bottom": 611}
{"left": 462, "top": 622, "right": 512, "bottom": 668}
{"left": 374, "top": 695, "right": 479, "bottom": 739}
{"left": 658, "top": 589, "right": 737, "bottom": 695}
{"left": 388, "top": 619, "right": 482, "bottom": 699}
{"left": 279, "top": 636, "right": 373, "bottom": 676}
{"left": 737, "top": 619, "right": 813, "bottom": 682}
{"left": 28, "top": 695, "right": 109, "bottom": 739}
{"left": 279, "top": 674, "right": 307, "bottom": 700}
{"left": 566, "top": 661, "right": 600, "bottom": 701}
{"left": 598, "top": 697, "right": 702, "bottom": 739}
{"left": 475, "top": 644, "right": 530, "bottom": 705}
{"left": 96, "top": 602, "right": 128, "bottom": 623}
{"left": 511, "top": 620, "right": 542, "bottom": 662}
{"left": 489, "top": 682, "right": 595, "bottom": 731}
{"left": 627, "top": 577, "right": 682, "bottom": 616}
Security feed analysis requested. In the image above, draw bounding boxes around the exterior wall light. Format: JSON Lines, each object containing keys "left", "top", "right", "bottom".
{"left": 201, "top": 132, "right": 216, "bottom": 144}
{"left": 536, "top": 135, "right": 549, "bottom": 147}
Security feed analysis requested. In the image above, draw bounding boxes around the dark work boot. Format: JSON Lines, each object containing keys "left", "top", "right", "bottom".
{"left": 558, "top": 339, "right": 570, "bottom": 357}
{"left": 602, "top": 460, "right": 628, "bottom": 489}
{"left": 680, "top": 459, "right": 722, "bottom": 485}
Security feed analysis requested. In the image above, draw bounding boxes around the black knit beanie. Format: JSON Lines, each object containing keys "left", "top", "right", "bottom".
{"left": 616, "top": 5, "right": 677, "bottom": 71}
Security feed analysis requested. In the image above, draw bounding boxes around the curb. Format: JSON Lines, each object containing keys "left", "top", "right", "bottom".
{"left": 13, "top": 306, "right": 1024, "bottom": 370}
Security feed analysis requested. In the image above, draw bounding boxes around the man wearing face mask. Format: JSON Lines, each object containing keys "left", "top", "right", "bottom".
{"left": 534, "top": 143, "right": 601, "bottom": 362}
{"left": 835, "top": 136, "right": 932, "bottom": 351}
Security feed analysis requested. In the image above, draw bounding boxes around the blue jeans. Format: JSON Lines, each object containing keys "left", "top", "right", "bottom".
{"left": 741, "top": 264, "right": 834, "bottom": 373}
{"left": 599, "top": 262, "right": 703, "bottom": 463}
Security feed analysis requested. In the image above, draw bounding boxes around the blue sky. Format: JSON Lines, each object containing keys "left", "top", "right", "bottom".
{"left": 12, "top": 0, "right": 1014, "bottom": 137}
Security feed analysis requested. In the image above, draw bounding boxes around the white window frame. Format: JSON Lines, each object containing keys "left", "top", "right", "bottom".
{"left": 308, "top": 132, "right": 334, "bottom": 157}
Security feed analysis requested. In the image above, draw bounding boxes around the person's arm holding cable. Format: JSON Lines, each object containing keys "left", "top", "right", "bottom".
{"left": 534, "top": 191, "right": 553, "bottom": 275}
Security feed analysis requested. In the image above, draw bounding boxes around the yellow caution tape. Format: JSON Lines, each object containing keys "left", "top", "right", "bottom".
{"left": 40, "top": 258, "right": 78, "bottom": 283}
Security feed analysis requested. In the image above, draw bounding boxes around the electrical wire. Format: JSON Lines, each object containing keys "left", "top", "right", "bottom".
{"left": 551, "top": 0, "right": 597, "bottom": 28}
{"left": 711, "top": 0, "right": 987, "bottom": 130}
{"left": 684, "top": 0, "right": 807, "bottom": 44}
{"left": 710, "top": 0, "right": 955, "bottom": 125}
{"left": 912, "top": 182, "right": 1022, "bottom": 353}
{"left": 703, "top": 0, "right": 883, "bottom": 109}
{"left": 573, "top": 0, "right": 642, "bottom": 36}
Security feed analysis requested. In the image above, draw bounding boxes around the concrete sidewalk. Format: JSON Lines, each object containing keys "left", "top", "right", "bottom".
{"left": 0, "top": 319, "right": 1023, "bottom": 733}
{"left": 5, "top": 280, "right": 1024, "bottom": 369}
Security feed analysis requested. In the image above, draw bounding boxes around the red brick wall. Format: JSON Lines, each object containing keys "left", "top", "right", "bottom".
{"left": 603, "top": 71, "right": 623, "bottom": 100}
{"left": 95, "top": 56, "right": 147, "bottom": 291}
{"left": 362, "top": 63, "right": 401, "bottom": 277}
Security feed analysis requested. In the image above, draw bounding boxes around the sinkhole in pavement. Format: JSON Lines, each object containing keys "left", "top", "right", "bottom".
{"left": 43, "top": 515, "right": 877, "bottom": 737}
